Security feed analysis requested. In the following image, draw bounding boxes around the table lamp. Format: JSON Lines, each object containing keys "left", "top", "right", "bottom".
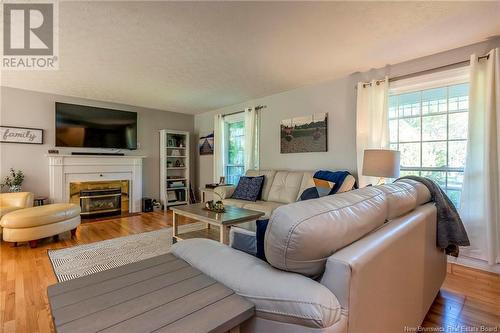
{"left": 362, "top": 149, "right": 400, "bottom": 185}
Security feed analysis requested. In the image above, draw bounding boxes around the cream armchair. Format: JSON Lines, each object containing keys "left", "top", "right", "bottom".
{"left": 0, "top": 192, "right": 34, "bottom": 235}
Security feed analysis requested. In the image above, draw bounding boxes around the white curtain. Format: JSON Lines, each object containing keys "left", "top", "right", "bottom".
{"left": 356, "top": 78, "right": 389, "bottom": 187}
{"left": 213, "top": 114, "right": 225, "bottom": 182}
{"left": 244, "top": 107, "right": 260, "bottom": 171}
{"left": 460, "top": 48, "right": 500, "bottom": 265}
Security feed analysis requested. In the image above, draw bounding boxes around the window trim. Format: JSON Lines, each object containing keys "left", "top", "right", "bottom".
{"left": 390, "top": 66, "right": 469, "bottom": 94}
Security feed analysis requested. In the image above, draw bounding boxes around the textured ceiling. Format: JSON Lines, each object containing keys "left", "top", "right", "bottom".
{"left": 2, "top": 1, "right": 500, "bottom": 114}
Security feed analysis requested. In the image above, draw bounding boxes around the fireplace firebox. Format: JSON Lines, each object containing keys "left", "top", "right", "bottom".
{"left": 69, "top": 180, "right": 129, "bottom": 219}
{"left": 80, "top": 188, "right": 122, "bottom": 217}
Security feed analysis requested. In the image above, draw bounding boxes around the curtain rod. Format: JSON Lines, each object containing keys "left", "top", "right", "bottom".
{"left": 361, "top": 54, "right": 490, "bottom": 88}
{"left": 222, "top": 105, "right": 267, "bottom": 117}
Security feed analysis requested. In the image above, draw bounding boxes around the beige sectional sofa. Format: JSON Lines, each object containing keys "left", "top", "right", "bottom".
{"left": 172, "top": 179, "right": 446, "bottom": 333}
{"left": 215, "top": 169, "right": 356, "bottom": 217}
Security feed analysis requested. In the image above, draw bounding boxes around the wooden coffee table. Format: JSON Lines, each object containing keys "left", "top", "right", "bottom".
{"left": 171, "top": 203, "right": 264, "bottom": 245}
{"left": 48, "top": 254, "right": 254, "bottom": 333}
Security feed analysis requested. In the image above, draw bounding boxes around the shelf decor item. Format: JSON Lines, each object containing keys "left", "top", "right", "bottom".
{"left": 203, "top": 190, "right": 225, "bottom": 213}
{"left": 167, "top": 191, "right": 177, "bottom": 202}
{"left": 1, "top": 168, "right": 25, "bottom": 192}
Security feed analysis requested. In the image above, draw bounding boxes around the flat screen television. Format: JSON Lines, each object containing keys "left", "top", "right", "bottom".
{"left": 55, "top": 102, "right": 137, "bottom": 150}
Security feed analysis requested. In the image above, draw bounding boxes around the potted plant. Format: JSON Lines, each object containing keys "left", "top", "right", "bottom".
{"left": 1, "top": 168, "right": 25, "bottom": 192}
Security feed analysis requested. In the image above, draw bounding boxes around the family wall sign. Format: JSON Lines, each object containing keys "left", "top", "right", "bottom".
{"left": 0, "top": 126, "right": 44, "bottom": 144}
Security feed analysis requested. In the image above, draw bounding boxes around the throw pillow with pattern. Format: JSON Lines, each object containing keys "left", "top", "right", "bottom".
{"left": 231, "top": 176, "right": 265, "bottom": 201}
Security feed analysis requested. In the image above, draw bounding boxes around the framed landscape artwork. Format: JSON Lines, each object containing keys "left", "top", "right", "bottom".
{"left": 280, "top": 113, "right": 328, "bottom": 153}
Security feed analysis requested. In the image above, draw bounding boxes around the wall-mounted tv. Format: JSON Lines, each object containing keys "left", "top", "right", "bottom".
{"left": 55, "top": 102, "right": 138, "bottom": 150}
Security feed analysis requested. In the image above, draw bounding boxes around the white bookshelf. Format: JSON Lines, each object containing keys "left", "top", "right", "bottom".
{"left": 160, "top": 129, "right": 190, "bottom": 210}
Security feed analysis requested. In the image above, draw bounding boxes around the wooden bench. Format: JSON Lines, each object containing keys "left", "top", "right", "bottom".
{"left": 47, "top": 253, "right": 254, "bottom": 333}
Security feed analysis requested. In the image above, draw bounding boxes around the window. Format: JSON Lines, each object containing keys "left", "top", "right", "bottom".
{"left": 225, "top": 118, "right": 245, "bottom": 185}
{"left": 388, "top": 83, "right": 469, "bottom": 208}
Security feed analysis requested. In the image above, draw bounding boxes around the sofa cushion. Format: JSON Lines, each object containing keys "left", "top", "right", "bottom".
{"left": 242, "top": 201, "right": 283, "bottom": 217}
{"left": 214, "top": 185, "right": 236, "bottom": 199}
{"left": 267, "top": 171, "right": 305, "bottom": 204}
{"left": 231, "top": 176, "right": 265, "bottom": 201}
{"left": 171, "top": 239, "right": 341, "bottom": 328}
{"left": 375, "top": 182, "right": 418, "bottom": 220}
{"left": 222, "top": 198, "right": 246, "bottom": 208}
{"left": 265, "top": 187, "right": 387, "bottom": 277}
{"left": 0, "top": 203, "right": 80, "bottom": 228}
{"left": 297, "top": 171, "right": 315, "bottom": 200}
{"left": 245, "top": 170, "right": 276, "bottom": 201}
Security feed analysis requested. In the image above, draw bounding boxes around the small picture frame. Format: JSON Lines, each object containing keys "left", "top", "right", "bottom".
{"left": 219, "top": 176, "right": 226, "bottom": 185}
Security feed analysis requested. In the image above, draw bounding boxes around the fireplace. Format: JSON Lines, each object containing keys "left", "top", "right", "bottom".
{"left": 69, "top": 180, "right": 129, "bottom": 218}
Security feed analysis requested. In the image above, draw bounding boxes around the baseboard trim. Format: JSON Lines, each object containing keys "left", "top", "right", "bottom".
{"left": 447, "top": 255, "right": 500, "bottom": 274}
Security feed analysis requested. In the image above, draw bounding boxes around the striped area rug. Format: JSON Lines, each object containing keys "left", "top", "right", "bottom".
{"left": 48, "top": 222, "right": 207, "bottom": 282}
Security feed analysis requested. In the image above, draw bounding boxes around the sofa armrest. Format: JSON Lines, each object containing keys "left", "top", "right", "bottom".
{"left": 214, "top": 185, "right": 236, "bottom": 199}
{"left": 320, "top": 203, "right": 446, "bottom": 333}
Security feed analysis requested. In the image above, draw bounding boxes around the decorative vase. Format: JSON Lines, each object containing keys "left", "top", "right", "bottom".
{"left": 9, "top": 185, "right": 21, "bottom": 192}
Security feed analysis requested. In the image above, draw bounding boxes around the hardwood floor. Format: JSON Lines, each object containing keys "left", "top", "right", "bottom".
{"left": 0, "top": 211, "right": 498, "bottom": 333}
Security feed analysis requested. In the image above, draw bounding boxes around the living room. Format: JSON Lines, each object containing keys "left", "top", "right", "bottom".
{"left": 1, "top": 2, "right": 499, "bottom": 333}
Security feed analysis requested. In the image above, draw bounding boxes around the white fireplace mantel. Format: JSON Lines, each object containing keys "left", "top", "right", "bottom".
{"left": 47, "top": 155, "right": 146, "bottom": 212}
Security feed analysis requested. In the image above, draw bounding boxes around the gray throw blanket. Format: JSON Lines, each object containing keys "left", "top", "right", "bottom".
{"left": 397, "top": 176, "right": 470, "bottom": 257}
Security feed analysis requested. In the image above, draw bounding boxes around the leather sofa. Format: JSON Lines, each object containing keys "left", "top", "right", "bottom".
{"left": 215, "top": 169, "right": 356, "bottom": 217}
{"left": 215, "top": 169, "right": 356, "bottom": 254}
{"left": 0, "top": 192, "right": 34, "bottom": 236}
{"left": 172, "top": 179, "right": 447, "bottom": 333}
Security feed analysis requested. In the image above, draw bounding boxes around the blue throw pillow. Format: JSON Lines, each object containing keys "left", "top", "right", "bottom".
{"left": 256, "top": 219, "right": 269, "bottom": 261}
{"left": 231, "top": 176, "right": 265, "bottom": 201}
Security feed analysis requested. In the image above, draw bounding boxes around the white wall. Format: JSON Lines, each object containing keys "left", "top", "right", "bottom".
{"left": 194, "top": 37, "right": 500, "bottom": 190}
{"left": 0, "top": 87, "right": 194, "bottom": 199}
{"left": 195, "top": 75, "right": 358, "bottom": 185}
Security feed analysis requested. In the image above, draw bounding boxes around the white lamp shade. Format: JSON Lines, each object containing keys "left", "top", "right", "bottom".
{"left": 362, "top": 149, "right": 400, "bottom": 178}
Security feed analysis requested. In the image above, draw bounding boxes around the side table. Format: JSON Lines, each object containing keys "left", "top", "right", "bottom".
{"left": 34, "top": 196, "right": 48, "bottom": 206}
